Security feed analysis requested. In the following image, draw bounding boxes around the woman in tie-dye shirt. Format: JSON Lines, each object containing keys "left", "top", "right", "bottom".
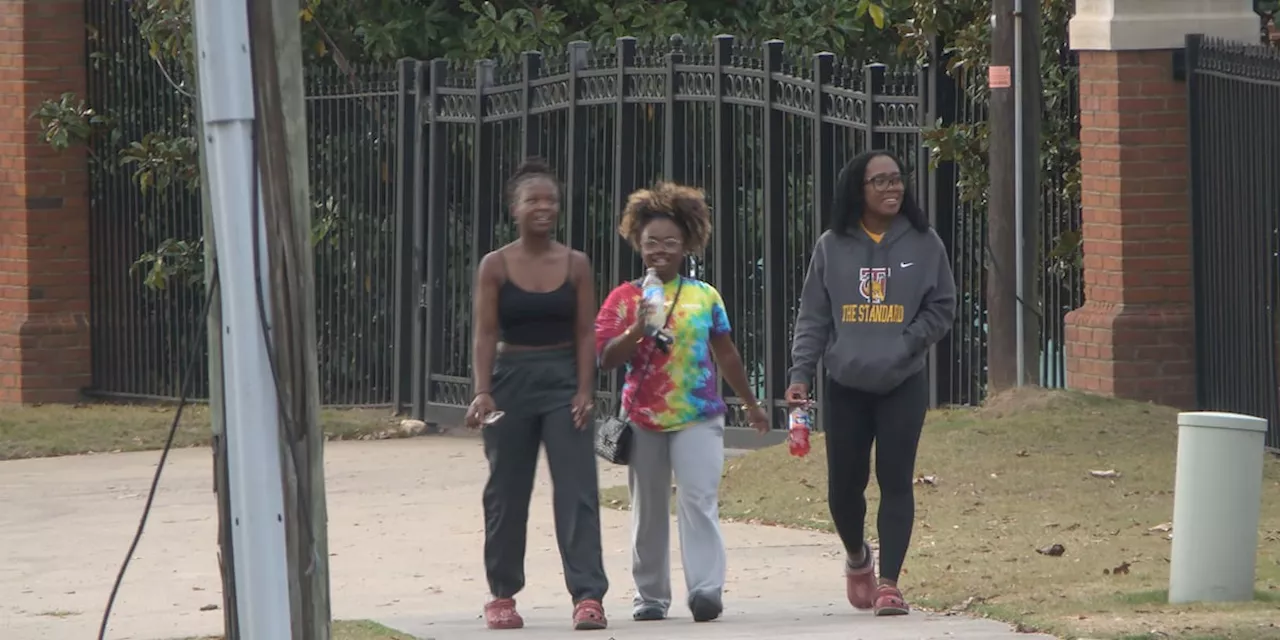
{"left": 595, "top": 183, "right": 769, "bottom": 624}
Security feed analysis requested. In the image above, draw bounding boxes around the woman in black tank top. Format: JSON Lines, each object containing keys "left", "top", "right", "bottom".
{"left": 464, "top": 158, "right": 610, "bottom": 631}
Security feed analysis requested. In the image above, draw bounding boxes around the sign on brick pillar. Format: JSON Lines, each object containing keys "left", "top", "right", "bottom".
{"left": 1062, "top": 50, "right": 1196, "bottom": 408}
{"left": 0, "top": 0, "right": 91, "bottom": 404}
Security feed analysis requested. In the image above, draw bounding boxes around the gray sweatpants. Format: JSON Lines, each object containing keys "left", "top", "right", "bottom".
{"left": 628, "top": 414, "right": 726, "bottom": 614}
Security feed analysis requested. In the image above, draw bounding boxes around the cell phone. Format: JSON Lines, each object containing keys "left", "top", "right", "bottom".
{"left": 482, "top": 411, "right": 505, "bottom": 426}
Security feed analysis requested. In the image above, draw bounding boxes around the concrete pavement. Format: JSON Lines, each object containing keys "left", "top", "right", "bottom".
{"left": 0, "top": 435, "right": 1056, "bottom": 640}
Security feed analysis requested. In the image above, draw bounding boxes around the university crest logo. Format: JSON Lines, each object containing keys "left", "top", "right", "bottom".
{"left": 859, "top": 267, "right": 890, "bottom": 304}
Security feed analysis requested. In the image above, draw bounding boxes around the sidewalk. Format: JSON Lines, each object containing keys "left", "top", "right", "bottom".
{"left": 0, "top": 436, "right": 1055, "bottom": 640}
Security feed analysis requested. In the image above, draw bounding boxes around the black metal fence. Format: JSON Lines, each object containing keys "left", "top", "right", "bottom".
{"left": 84, "top": 18, "right": 1085, "bottom": 416}
{"left": 86, "top": 0, "right": 207, "bottom": 401}
{"left": 401, "top": 35, "right": 1085, "bottom": 431}
{"left": 85, "top": 1, "right": 402, "bottom": 405}
{"left": 1186, "top": 34, "right": 1280, "bottom": 451}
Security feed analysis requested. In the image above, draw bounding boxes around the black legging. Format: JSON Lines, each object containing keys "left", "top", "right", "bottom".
{"left": 823, "top": 369, "right": 928, "bottom": 582}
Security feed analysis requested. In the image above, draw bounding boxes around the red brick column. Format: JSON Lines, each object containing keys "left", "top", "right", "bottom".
{"left": 0, "top": 0, "right": 91, "bottom": 403}
{"left": 1063, "top": 50, "right": 1195, "bottom": 409}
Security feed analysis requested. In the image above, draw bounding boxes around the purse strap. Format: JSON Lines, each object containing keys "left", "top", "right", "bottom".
{"left": 616, "top": 276, "right": 684, "bottom": 419}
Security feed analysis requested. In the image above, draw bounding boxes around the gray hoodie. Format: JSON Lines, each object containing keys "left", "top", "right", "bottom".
{"left": 789, "top": 215, "right": 957, "bottom": 394}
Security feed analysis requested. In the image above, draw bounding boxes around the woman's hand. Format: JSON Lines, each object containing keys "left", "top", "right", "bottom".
{"left": 570, "top": 390, "right": 594, "bottom": 429}
{"left": 630, "top": 298, "right": 649, "bottom": 335}
{"left": 785, "top": 382, "right": 810, "bottom": 408}
{"left": 465, "top": 392, "right": 497, "bottom": 429}
{"left": 746, "top": 404, "right": 771, "bottom": 434}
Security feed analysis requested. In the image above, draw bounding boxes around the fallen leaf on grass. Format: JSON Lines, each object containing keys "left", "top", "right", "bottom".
{"left": 1148, "top": 522, "right": 1173, "bottom": 533}
{"left": 1103, "top": 561, "right": 1132, "bottom": 575}
{"left": 1036, "top": 543, "right": 1066, "bottom": 557}
{"left": 913, "top": 474, "right": 938, "bottom": 486}
{"left": 946, "top": 595, "right": 986, "bottom": 614}
{"left": 1016, "top": 450, "right": 1030, "bottom": 457}
{"left": 1089, "top": 469, "right": 1122, "bottom": 478}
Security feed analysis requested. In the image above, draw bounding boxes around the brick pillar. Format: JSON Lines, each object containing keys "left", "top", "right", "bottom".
{"left": 0, "top": 0, "right": 91, "bottom": 403}
{"left": 1062, "top": 50, "right": 1196, "bottom": 407}
{"left": 1063, "top": 1, "right": 1261, "bottom": 408}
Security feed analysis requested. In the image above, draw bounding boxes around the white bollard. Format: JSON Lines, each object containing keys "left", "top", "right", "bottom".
{"left": 1168, "top": 411, "right": 1269, "bottom": 604}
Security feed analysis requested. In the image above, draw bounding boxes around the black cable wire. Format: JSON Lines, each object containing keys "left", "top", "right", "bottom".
{"left": 97, "top": 271, "right": 220, "bottom": 640}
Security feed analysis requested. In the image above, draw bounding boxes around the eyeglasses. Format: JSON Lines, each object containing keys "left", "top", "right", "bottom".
{"left": 865, "top": 174, "right": 905, "bottom": 192}
{"left": 641, "top": 238, "right": 683, "bottom": 252}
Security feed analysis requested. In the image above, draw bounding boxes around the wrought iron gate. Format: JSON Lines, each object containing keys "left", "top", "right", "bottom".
{"left": 1186, "top": 34, "right": 1280, "bottom": 450}
{"left": 400, "top": 35, "right": 936, "bottom": 433}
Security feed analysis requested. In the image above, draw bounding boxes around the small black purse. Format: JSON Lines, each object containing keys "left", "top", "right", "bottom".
{"left": 594, "top": 277, "right": 683, "bottom": 465}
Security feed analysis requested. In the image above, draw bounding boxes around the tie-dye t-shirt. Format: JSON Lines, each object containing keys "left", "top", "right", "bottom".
{"left": 594, "top": 277, "right": 731, "bottom": 432}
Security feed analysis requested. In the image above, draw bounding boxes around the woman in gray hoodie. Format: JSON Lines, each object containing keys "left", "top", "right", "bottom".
{"left": 786, "top": 150, "right": 956, "bottom": 617}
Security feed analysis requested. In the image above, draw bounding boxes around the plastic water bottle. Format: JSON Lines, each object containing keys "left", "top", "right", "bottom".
{"left": 641, "top": 268, "right": 665, "bottom": 334}
{"left": 788, "top": 407, "right": 812, "bottom": 458}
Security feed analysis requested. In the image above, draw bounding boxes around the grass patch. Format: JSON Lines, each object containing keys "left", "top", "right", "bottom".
{"left": 190, "top": 619, "right": 416, "bottom": 640}
{"left": 0, "top": 402, "right": 413, "bottom": 461}
{"left": 600, "top": 388, "right": 1280, "bottom": 640}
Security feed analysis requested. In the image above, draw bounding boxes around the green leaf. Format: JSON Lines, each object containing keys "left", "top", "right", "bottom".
{"left": 867, "top": 3, "right": 886, "bottom": 29}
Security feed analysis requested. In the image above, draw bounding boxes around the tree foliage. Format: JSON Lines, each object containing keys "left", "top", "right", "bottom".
{"left": 34, "top": 0, "right": 1079, "bottom": 288}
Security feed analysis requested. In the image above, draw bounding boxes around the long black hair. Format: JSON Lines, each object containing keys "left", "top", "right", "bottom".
{"left": 829, "top": 150, "right": 929, "bottom": 235}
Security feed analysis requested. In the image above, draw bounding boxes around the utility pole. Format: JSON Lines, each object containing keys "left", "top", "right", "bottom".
{"left": 192, "top": 0, "right": 293, "bottom": 638}
{"left": 1016, "top": 0, "right": 1042, "bottom": 389}
{"left": 188, "top": 8, "right": 238, "bottom": 637}
{"left": 987, "top": 0, "right": 1041, "bottom": 391}
{"left": 190, "top": 9, "right": 239, "bottom": 639}
{"left": 246, "top": 0, "right": 332, "bottom": 638}
{"left": 194, "top": 60, "right": 241, "bottom": 640}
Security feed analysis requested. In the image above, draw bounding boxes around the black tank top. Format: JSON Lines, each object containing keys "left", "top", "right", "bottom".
{"left": 496, "top": 251, "right": 576, "bottom": 346}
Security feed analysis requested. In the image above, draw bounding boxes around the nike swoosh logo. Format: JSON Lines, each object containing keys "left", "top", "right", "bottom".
{"left": 900, "top": 262, "right": 914, "bottom": 268}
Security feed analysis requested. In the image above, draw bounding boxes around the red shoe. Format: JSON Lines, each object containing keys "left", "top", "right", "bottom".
{"left": 873, "top": 584, "right": 910, "bottom": 616}
{"left": 845, "top": 542, "right": 877, "bottom": 610}
{"left": 484, "top": 598, "right": 524, "bottom": 629}
{"left": 572, "top": 598, "right": 608, "bottom": 630}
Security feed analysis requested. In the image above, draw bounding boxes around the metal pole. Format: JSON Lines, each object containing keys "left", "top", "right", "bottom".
{"left": 1013, "top": 0, "right": 1026, "bottom": 387}
{"left": 192, "top": 1, "right": 293, "bottom": 638}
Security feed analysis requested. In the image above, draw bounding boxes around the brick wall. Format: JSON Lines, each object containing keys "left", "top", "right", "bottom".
{"left": 1063, "top": 50, "right": 1195, "bottom": 409}
{"left": 0, "top": 0, "right": 91, "bottom": 403}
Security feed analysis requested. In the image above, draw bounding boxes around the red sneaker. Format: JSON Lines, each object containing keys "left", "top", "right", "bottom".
{"left": 845, "top": 542, "right": 877, "bottom": 610}
{"left": 484, "top": 598, "right": 524, "bottom": 629}
{"left": 572, "top": 598, "right": 608, "bottom": 630}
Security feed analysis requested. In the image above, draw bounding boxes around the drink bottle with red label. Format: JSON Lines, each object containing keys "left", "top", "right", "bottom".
{"left": 788, "top": 407, "right": 812, "bottom": 457}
